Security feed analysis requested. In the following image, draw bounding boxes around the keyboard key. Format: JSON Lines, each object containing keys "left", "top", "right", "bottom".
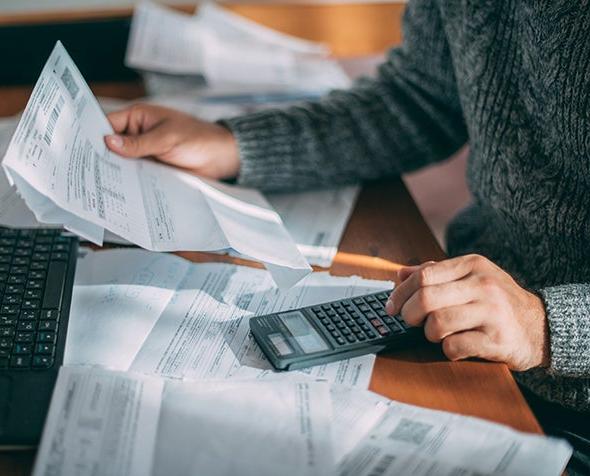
{"left": 13, "top": 257, "right": 30, "bottom": 266}
{"left": 7, "top": 275, "right": 25, "bottom": 285}
{"left": 3, "top": 295, "right": 21, "bottom": 305}
{"left": 35, "top": 343, "right": 54, "bottom": 355}
{"left": 24, "top": 289, "right": 43, "bottom": 299}
{"left": 0, "top": 338, "right": 13, "bottom": 350}
{"left": 40, "top": 310, "right": 59, "bottom": 320}
{"left": 52, "top": 244, "right": 70, "bottom": 252}
{"left": 10, "top": 265, "right": 28, "bottom": 275}
{"left": 27, "top": 280, "right": 43, "bottom": 290}
{"left": 10, "top": 355, "right": 31, "bottom": 368}
{"left": 5, "top": 284, "right": 24, "bottom": 294}
{"left": 51, "top": 252, "right": 69, "bottom": 261}
{"left": 15, "top": 332, "right": 34, "bottom": 343}
{"left": 0, "top": 327, "right": 14, "bottom": 338}
{"left": 38, "top": 331, "right": 56, "bottom": 343}
{"left": 21, "top": 299, "right": 41, "bottom": 309}
{"left": 0, "top": 317, "right": 16, "bottom": 326}
{"left": 32, "top": 355, "right": 54, "bottom": 368}
{"left": 38, "top": 321, "right": 57, "bottom": 332}
{"left": 17, "top": 321, "right": 35, "bottom": 332}
{"left": 13, "top": 343, "right": 33, "bottom": 354}
{"left": 1, "top": 304, "right": 19, "bottom": 314}
{"left": 20, "top": 310, "right": 39, "bottom": 320}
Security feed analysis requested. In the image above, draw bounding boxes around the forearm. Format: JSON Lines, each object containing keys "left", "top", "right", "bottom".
{"left": 539, "top": 284, "right": 590, "bottom": 378}
{"left": 223, "top": 0, "right": 468, "bottom": 192}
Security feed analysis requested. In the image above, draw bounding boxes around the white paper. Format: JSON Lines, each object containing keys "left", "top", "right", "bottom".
{"left": 125, "top": 2, "right": 351, "bottom": 93}
{"left": 154, "top": 379, "right": 334, "bottom": 476}
{"left": 64, "top": 248, "right": 190, "bottom": 369}
{"left": 330, "top": 386, "right": 389, "bottom": 464}
{"left": 33, "top": 367, "right": 164, "bottom": 476}
{"left": 266, "top": 186, "right": 360, "bottom": 267}
{"left": 339, "top": 401, "right": 573, "bottom": 476}
{"left": 131, "top": 262, "right": 391, "bottom": 388}
{"left": 2, "top": 41, "right": 311, "bottom": 288}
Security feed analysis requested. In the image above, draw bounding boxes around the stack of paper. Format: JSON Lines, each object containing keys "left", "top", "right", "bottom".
{"left": 126, "top": 2, "right": 351, "bottom": 95}
{"left": 65, "top": 248, "right": 391, "bottom": 388}
{"left": 32, "top": 367, "right": 573, "bottom": 476}
{"left": 1, "top": 41, "right": 312, "bottom": 288}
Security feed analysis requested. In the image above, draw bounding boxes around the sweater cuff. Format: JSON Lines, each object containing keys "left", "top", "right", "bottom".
{"left": 539, "top": 284, "right": 590, "bottom": 378}
{"left": 220, "top": 110, "right": 306, "bottom": 191}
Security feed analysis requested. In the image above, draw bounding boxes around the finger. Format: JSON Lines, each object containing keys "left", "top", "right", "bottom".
{"left": 107, "top": 104, "right": 166, "bottom": 135}
{"left": 107, "top": 108, "right": 133, "bottom": 134}
{"left": 388, "top": 255, "right": 481, "bottom": 315}
{"left": 386, "top": 262, "right": 435, "bottom": 313}
{"left": 397, "top": 264, "right": 427, "bottom": 282}
{"left": 105, "top": 126, "right": 173, "bottom": 159}
{"left": 441, "top": 330, "right": 494, "bottom": 361}
{"left": 423, "top": 303, "right": 488, "bottom": 343}
{"left": 400, "top": 276, "right": 480, "bottom": 327}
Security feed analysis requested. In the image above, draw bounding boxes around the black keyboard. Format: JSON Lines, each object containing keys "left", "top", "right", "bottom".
{"left": 0, "top": 228, "right": 77, "bottom": 370}
{"left": 0, "top": 227, "right": 78, "bottom": 445}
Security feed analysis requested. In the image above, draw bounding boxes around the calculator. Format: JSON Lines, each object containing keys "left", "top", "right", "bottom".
{"left": 249, "top": 290, "right": 424, "bottom": 371}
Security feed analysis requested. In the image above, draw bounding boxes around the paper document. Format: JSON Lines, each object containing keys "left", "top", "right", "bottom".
{"left": 131, "top": 261, "right": 391, "bottom": 388}
{"left": 33, "top": 367, "right": 335, "bottom": 476}
{"left": 33, "top": 367, "right": 163, "bottom": 476}
{"left": 65, "top": 248, "right": 189, "bottom": 369}
{"left": 2, "top": 42, "right": 311, "bottom": 288}
{"left": 126, "top": 3, "right": 350, "bottom": 93}
{"left": 266, "top": 186, "right": 360, "bottom": 267}
{"left": 339, "top": 401, "right": 573, "bottom": 476}
{"left": 154, "top": 378, "right": 333, "bottom": 476}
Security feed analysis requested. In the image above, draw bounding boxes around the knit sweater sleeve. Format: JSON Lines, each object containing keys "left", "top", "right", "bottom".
{"left": 222, "top": 0, "right": 468, "bottom": 192}
{"left": 539, "top": 284, "right": 590, "bottom": 378}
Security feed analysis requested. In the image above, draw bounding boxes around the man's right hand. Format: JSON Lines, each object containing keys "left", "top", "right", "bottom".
{"left": 104, "top": 103, "right": 240, "bottom": 180}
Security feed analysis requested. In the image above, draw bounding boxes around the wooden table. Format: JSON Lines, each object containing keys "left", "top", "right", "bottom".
{"left": 0, "top": 79, "right": 542, "bottom": 474}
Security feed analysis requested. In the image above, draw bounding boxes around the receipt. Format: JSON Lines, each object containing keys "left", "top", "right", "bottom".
{"left": 2, "top": 42, "right": 311, "bottom": 288}
{"left": 339, "top": 401, "right": 573, "bottom": 476}
{"left": 33, "top": 367, "right": 163, "bottom": 476}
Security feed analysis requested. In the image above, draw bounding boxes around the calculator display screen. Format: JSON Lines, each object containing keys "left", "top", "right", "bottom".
{"left": 269, "top": 334, "right": 293, "bottom": 356}
{"left": 279, "top": 311, "right": 329, "bottom": 354}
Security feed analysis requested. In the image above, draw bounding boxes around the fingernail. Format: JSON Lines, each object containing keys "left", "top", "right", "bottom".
{"left": 107, "top": 135, "right": 123, "bottom": 148}
{"left": 385, "top": 298, "right": 395, "bottom": 315}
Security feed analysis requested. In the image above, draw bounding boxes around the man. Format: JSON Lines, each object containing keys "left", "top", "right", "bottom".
{"left": 105, "top": 1, "right": 589, "bottom": 472}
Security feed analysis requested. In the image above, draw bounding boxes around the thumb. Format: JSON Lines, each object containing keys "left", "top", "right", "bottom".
{"left": 105, "top": 128, "right": 169, "bottom": 159}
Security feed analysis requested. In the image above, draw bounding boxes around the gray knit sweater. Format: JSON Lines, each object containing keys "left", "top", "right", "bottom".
{"left": 224, "top": 1, "right": 590, "bottom": 414}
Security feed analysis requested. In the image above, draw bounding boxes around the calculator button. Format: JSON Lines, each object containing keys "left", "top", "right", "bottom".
{"left": 330, "top": 330, "right": 340, "bottom": 338}
{"left": 377, "top": 309, "right": 387, "bottom": 317}
{"left": 326, "top": 324, "right": 336, "bottom": 332}
{"left": 336, "top": 322, "right": 346, "bottom": 330}
{"left": 357, "top": 334, "right": 367, "bottom": 341}
{"left": 350, "top": 325, "right": 361, "bottom": 334}
{"left": 365, "top": 312, "right": 376, "bottom": 319}
{"left": 371, "top": 302, "right": 382, "bottom": 310}
{"left": 346, "top": 334, "right": 357, "bottom": 343}
{"left": 321, "top": 305, "right": 331, "bottom": 311}
{"left": 342, "top": 328, "right": 351, "bottom": 336}
{"left": 365, "top": 296, "right": 376, "bottom": 303}
{"left": 358, "top": 304, "right": 370, "bottom": 312}
{"left": 335, "top": 337, "right": 345, "bottom": 345}
{"left": 366, "top": 330, "right": 377, "bottom": 338}
{"left": 370, "top": 318, "right": 382, "bottom": 328}
{"left": 376, "top": 326, "right": 390, "bottom": 336}
{"left": 312, "top": 307, "right": 321, "bottom": 313}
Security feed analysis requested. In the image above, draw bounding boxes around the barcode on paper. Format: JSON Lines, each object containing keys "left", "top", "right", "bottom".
{"left": 368, "top": 455, "right": 396, "bottom": 476}
{"left": 43, "top": 96, "right": 65, "bottom": 147}
{"left": 388, "top": 418, "right": 433, "bottom": 445}
{"left": 60, "top": 66, "right": 79, "bottom": 100}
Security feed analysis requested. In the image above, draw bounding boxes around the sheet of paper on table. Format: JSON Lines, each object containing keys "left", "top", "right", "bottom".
{"left": 65, "top": 248, "right": 392, "bottom": 388}
{"left": 126, "top": 2, "right": 351, "bottom": 94}
{"left": 34, "top": 366, "right": 386, "bottom": 476}
{"left": 1, "top": 41, "right": 311, "bottom": 288}
{"left": 339, "top": 401, "right": 573, "bottom": 476}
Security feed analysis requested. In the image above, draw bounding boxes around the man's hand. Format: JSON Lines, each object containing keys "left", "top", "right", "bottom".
{"left": 104, "top": 104, "right": 240, "bottom": 179}
{"left": 385, "top": 254, "right": 550, "bottom": 371}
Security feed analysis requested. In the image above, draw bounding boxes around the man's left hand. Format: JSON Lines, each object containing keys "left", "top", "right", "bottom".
{"left": 385, "top": 254, "right": 550, "bottom": 371}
